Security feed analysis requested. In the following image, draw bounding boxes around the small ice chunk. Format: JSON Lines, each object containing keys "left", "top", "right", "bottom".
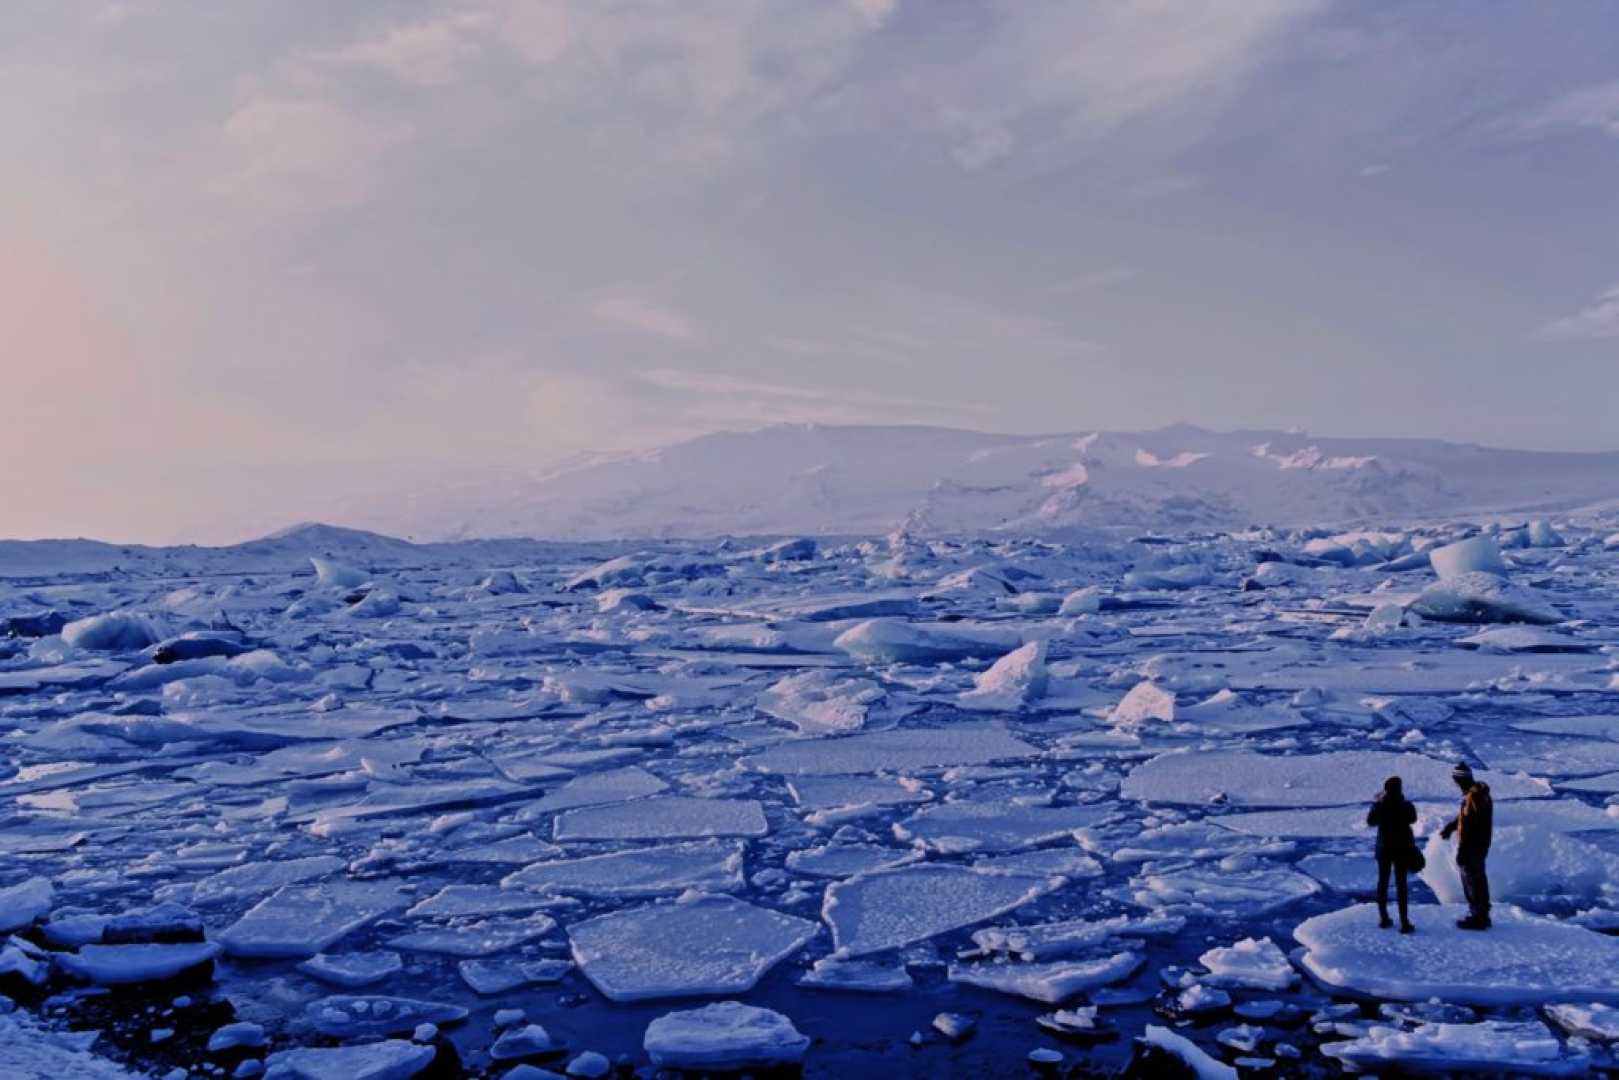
{"left": 56, "top": 942, "right": 220, "bottom": 985}
{"left": 1321, "top": 1020, "right": 1585, "bottom": 1076}
{"left": 490, "top": 1024, "right": 554, "bottom": 1060}
{"left": 1546, "top": 1002, "right": 1619, "bottom": 1041}
{"left": 643, "top": 1001, "right": 809, "bottom": 1071}
{"left": 1058, "top": 588, "right": 1102, "bottom": 616}
{"left": 457, "top": 957, "right": 571, "bottom": 995}
{"left": 1123, "top": 564, "right": 1210, "bottom": 591}
{"left": 208, "top": 1022, "right": 267, "bottom": 1052}
{"left": 62, "top": 612, "right": 165, "bottom": 652}
{"left": 1198, "top": 937, "right": 1297, "bottom": 991}
{"left": 297, "top": 952, "right": 404, "bottom": 989}
{"left": 947, "top": 952, "right": 1142, "bottom": 1004}
{"left": 1428, "top": 536, "right": 1508, "bottom": 580}
{"left": 757, "top": 670, "right": 884, "bottom": 736}
{"left": 304, "top": 996, "right": 467, "bottom": 1038}
{"left": 568, "top": 896, "right": 817, "bottom": 1002}
{"left": 566, "top": 1050, "right": 610, "bottom": 1078}
{"left": 957, "top": 641, "right": 1049, "bottom": 712}
{"left": 833, "top": 619, "right": 1020, "bottom": 663}
{"left": 1109, "top": 682, "right": 1175, "bottom": 726}
{"left": 0, "top": 876, "right": 53, "bottom": 932}
{"left": 797, "top": 955, "right": 913, "bottom": 993}
{"left": 310, "top": 557, "right": 370, "bottom": 588}
{"left": 1140, "top": 1025, "right": 1237, "bottom": 1080}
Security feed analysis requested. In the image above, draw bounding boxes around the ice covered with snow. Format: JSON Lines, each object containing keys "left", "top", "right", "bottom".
{"left": 1198, "top": 937, "right": 1297, "bottom": 991}
{"left": 1322, "top": 1020, "right": 1588, "bottom": 1076}
{"left": 1420, "top": 824, "right": 1619, "bottom": 908}
{"left": 643, "top": 1001, "right": 809, "bottom": 1070}
{"left": 957, "top": 640, "right": 1049, "bottom": 711}
{"left": 1108, "top": 681, "right": 1175, "bottom": 726}
{"left": 1295, "top": 903, "right": 1619, "bottom": 1005}
{"left": 6, "top": 481, "right": 1619, "bottom": 1076}
{"left": 756, "top": 670, "right": 884, "bottom": 735}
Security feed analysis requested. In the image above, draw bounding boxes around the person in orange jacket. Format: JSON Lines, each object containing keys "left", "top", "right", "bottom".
{"left": 1440, "top": 761, "right": 1493, "bottom": 930}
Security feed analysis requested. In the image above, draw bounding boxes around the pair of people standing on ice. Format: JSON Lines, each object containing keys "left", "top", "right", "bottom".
{"left": 1367, "top": 761, "right": 1493, "bottom": 932}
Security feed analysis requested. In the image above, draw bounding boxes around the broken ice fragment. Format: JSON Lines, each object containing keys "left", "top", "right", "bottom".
{"left": 823, "top": 864, "right": 1060, "bottom": 957}
{"left": 643, "top": 1001, "right": 809, "bottom": 1071}
{"left": 569, "top": 895, "right": 817, "bottom": 1002}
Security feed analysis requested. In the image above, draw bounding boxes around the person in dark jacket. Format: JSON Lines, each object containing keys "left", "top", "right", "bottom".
{"left": 1367, "top": 775, "right": 1417, "bottom": 933}
{"left": 1440, "top": 761, "right": 1493, "bottom": 930}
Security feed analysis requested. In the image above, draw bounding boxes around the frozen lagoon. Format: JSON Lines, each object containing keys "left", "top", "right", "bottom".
{"left": 1, "top": 521, "right": 1618, "bottom": 1076}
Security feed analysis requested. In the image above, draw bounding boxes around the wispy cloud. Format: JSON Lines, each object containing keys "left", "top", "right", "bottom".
{"left": 1536, "top": 283, "right": 1619, "bottom": 341}
{"left": 1504, "top": 79, "right": 1619, "bottom": 141}
{"left": 590, "top": 295, "right": 698, "bottom": 341}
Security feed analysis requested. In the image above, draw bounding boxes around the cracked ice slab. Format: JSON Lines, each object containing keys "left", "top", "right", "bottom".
{"left": 823, "top": 864, "right": 1061, "bottom": 958}
{"left": 218, "top": 880, "right": 410, "bottom": 959}
{"left": 502, "top": 840, "right": 745, "bottom": 897}
{"left": 746, "top": 726, "right": 1037, "bottom": 776}
{"left": 1122, "top": 749, "right": 1550, "bottom": 807}
{"left": 893, "top": 801, "right": 1114, "bottom": 853}
{"left": 1295, "top": 903, "right": 1619, "bottom": 1006}
{"left": 568, "top": 895, "right": 818, "bottom": 1002}
{"left": 553, "top": 796, "right": 768, "bottom": 841}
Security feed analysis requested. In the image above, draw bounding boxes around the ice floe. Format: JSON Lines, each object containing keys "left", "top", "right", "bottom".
{"left": 823, "top": 864, "right": 1060, "bottom": 957}
{"left": 1295, "top": 903, "right": 1619, "bottom": 1005}
{"left": 568, "top": 895, "right": 817, "bottom": 1002}
{"left": 643, "top": 1001, "right": 809, "bottom": 1071}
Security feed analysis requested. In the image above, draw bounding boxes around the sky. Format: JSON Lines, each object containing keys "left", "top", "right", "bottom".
{"left": 4, "top": 1, "right": 1619, "bottom": 543}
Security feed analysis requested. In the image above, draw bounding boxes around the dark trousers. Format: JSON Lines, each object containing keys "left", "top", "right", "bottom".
{"left": 1458, "top": 851, "right": 1490, "bottom": 923}
{"left": 1376, "top": 852, "right": 1409, "bottom": 923}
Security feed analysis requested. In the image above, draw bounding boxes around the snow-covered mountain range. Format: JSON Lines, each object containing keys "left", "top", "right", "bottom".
{"left": 392, "top": 423, "right": 1619, "bottom": 542}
